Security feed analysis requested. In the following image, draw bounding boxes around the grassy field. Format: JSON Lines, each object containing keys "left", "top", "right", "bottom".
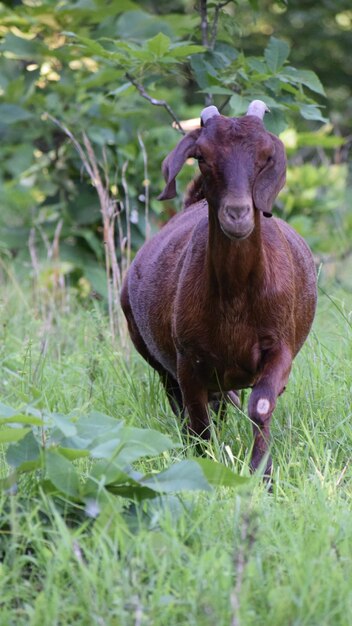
{"left": 0, "top": 279, "right": 352, "bottom": 626}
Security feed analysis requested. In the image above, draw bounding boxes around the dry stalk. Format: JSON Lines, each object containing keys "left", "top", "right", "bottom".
{"left": 82, "top": 132, "right": 124, "bottom": 341}
{"left": 137, "top": 132, "right": 151, "bottom": 241}
{"left": 28, "top": 227, "right": 40, "bottom": 280}
{"left": 121, "top": 160, "right": 132, "bottom": 271}
{"left": 46, "top": 113, "right": 131, "bottom": 346}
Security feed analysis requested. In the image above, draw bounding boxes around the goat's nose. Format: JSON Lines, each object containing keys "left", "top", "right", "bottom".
{"left": 224, "top": 204, "right": 251, "bottom": 221}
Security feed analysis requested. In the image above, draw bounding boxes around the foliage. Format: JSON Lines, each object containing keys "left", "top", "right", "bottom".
{"left": 239, "top": 0, "right": 352, "bottom": 130}
{"left": 281, "top": 163, "right": 347, "bottom": 248}
{"left": 0, "top": 404, "right": 247, "bottom": 504}
{"left": 0, "top": 0, "right": 335, "bottom": 299}
{"left": 190, "top": 34, "right": 326, "bottom": 134}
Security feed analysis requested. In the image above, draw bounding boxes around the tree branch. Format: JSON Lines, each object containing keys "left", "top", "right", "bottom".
{"left": 126, "top": 73, "right": 185, "bottom": 135}
{"left": 210, "top": 1, "right": 232, "bottom": 50}
{"left": 199, "top": 0, "right": 209, "bottom": 48}
{"left": 198, "top": 1, "right": 232, "bottom": 105}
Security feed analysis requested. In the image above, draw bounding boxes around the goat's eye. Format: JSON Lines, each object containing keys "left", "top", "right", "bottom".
{"left": 196, "top": 155, "right": 206, "bottom": 164}
{"left": 266, "top": 155, "right": 273, "bottom": 165}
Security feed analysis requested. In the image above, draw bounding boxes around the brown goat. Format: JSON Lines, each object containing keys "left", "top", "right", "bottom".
{"left": 121, "top": 101, "right": 317, "bottom": 474}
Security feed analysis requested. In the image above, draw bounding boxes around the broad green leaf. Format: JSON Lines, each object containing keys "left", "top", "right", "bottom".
{"left": 6, "top": 431, "right": 41, "bottom": 468}
{"left": 75, "top": 411, "right": 123, "bottom": 442}
{"left": 147, "top": 33, "right": 170, "bottom": 57}
{"left": 190, "top": 55, "right": 219, "bottom": 89}
{"left": 94, "top": 432, "right": 177, "bottom": 464}
{"left": 264, "top": 109, "right": 287, "bottom": 135}
{"left": 0, "top": 427, "right": 30, "bottom": 444}
{"left": 299, "top": 104, "right": 327, "bottom": 123}
{"left": 229, "top": 94, "right": 250, "bottom": 115}
{"left": 170, "top": 44, "right": 205, "bottom": 58}
{"left": 51, "top": 413, "right": 77, "bottom": 437}
{"left": 199, "top": 86, "right": 234, "bottom": 95}
{"left": 108, "top": 484, "right": 158, "bottom": 500}
{"left": 89, "top": 426, "right": 177, "bottom": 461}
{"left": 142, "top": 460, "right": 211, "bottom": 493}
{"left": 0, "top": 32, "right": 42, "bottom": 59}
{"left": 88, "top": 462, "right": 143, "bottom": 488}
{"left": 59, "top": 447, "right": 90, "bottom": 460}
{"left": 0, "top": 402, "right": 17, "bottom": 418}
{"left": 119, "top": 427, "right": 178, "bottom": 455}
{"left": 247, "top": 93, "right": 284, "bottom": 110}
{"left": 125, "top": 48, "right": 154, "bottom": 62}
{"left": 195, "top": 458, "right": 249, "bottom": 487}
{"left": 247, "top": 57, "right": 267, "bottom": 74}
{"left": 45, "top": 450, "right": 81, "bottom": 498}
{"left": 281, "top": 67, "right": 325, "bottom": 96}
{"left": 83, "top": 67, "right": 124, "bottom": 89}
{"left": 85, "top": 465, "right": 156, "bottom": 501}
{"left": 90, "top": 438, "right": 123, "bottom": 459}
{"left": 0, "top": 414, "right": 43, "bottom": 426}
{"left": 264, "top": 36, "right": 290, "bottom": 73}
{"left": 66, "top": 33, "right": 113, "bottom": 59}
{"left": 0, "top": 104, "right": 32, "bottom": 124}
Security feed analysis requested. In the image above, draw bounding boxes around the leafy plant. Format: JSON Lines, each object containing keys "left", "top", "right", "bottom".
{"left": 191, "top": 35, "right": 326, "bottom": 134}
{"left": 0, "top": 403, "right": 248, "bottom": 509}
{"left": 0, "top": 0, "right": 331, "bottom": 300}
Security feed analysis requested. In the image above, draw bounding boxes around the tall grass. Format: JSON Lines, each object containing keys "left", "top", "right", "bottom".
{"left": 1, "top": 280, "right": 352, "bottom": 625}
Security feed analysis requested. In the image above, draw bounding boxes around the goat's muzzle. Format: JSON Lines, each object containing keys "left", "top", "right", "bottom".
{"left": 218, "top": 202, "right": 255, "bottom": 240}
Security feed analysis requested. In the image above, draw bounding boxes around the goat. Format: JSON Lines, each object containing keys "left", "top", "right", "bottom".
{"left": 121, "top": 100, "right": 317, "bottom": 474}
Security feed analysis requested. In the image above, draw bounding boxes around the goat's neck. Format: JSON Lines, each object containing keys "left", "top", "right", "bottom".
{"left": 206, "top": 208, "right": 265, "bottom": 300}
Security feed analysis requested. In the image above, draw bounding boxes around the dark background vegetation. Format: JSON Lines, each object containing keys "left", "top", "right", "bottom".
{"left": 0, "top": 0, "right": 351, "bottom": 299}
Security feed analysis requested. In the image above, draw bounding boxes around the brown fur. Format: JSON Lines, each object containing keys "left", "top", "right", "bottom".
{"left": 121, "top": 113, "right": 317, "bottom": 475}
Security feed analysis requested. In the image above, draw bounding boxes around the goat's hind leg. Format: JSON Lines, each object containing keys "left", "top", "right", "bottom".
{"left": 159, "top": 372, "right": 184, "bottom": 417}
{"left": 121, "top": 283, "right": 184, "bottom": 417}
{"left": 177, "top": 354, "right": 210, "bottom": 439}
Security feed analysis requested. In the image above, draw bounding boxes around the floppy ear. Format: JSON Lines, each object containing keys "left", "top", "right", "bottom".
{"left": 253, "top": 134, "right": 286, "bottom": 218}
{"left": 158, "top": 129, "right": 202, "bottom": 201}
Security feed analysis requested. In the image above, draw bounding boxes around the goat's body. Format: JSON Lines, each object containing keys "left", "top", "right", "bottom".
{"left": 121, "top": 109, "right": 317, "bottom": 474}
{"left": 122, "top": 200, "right": 316, "bottom": 403}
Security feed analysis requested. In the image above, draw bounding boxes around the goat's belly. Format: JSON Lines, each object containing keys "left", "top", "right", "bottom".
{"left": 224, "top": 367, "right": 258, "bottom": 390}
{"left": 206, "top": 365, "right": 259, "bottom": 392}
{"left": 190, "top": 347, "right": 261, "bottom": 392}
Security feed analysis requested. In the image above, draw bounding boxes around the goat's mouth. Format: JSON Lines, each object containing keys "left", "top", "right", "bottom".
{"left": 221, "top": 225, "right": 254, "bottom": 240}
{"left": 218, "top": 213, "right": 254, "bottom": 241}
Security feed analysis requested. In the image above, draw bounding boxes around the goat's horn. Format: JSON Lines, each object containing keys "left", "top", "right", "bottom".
{"left": 200, "top": 105, "right": 220, "bottom": 126}
{"left": 246, "top": 100, "right": 270, "bottom": 119}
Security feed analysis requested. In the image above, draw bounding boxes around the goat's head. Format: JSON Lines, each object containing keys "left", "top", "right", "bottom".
{"left": 158, "top": 100, "right": 286, "bottom": 240}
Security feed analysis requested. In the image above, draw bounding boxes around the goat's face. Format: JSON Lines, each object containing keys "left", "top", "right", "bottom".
{"left": 195, "top": 116, "right": 277, "bottom": 240}
{"left": 158, "top": 101, "right": 286, "bottom": 241}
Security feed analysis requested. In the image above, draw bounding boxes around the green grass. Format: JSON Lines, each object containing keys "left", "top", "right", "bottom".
{"left": 1, "top": 282, "right": 352, "bottom": 625}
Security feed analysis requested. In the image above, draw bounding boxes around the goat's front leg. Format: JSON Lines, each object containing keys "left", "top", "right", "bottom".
{"left": 248, "top": 345, "right": 292, "bottom": 475}
{"left": 177, "top": 354, "right": 210, "bottom": 439}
